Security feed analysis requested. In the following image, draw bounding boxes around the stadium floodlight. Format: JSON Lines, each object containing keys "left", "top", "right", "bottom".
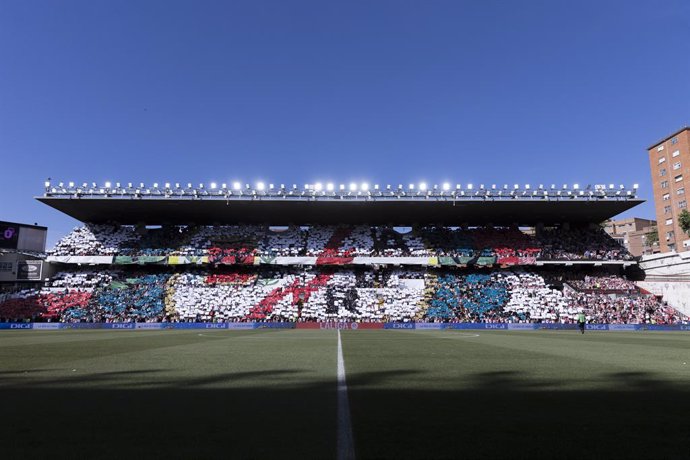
{"left": 609, "top": 184, "right": 614, "bottom": 189}
{"left": 104, "top": 181, "right": 111, "bottom": 188}
{"left": 232, "top": 182, "right": 241, "bottom": 190}
{"left": 442, "top": 183, "right": 450, "bottom": 191}
{"left": 514, "top": 184, "right": 519, "bottom": 189}
{"left": 221, "top": 183, "right": 227, "bottom": 189}
{"left": 418, "top": 182, "right": 427, "bottom": 191}
{"left": 349, "top": 183, "right": 357, "bottom": 192}
{"left": 174, "top": 183, "right": 180, "bottom": 189}
{"left": 525, "top": 184, "right": 530, "bottom": 189}
{"left": 398, "top": 184, "right": 403, "bottom": 189}
{"left": 551, "top": 184, "right": 556, "bottom": 189}
{"left": 374, "top": 184, "right": 379, "bottom": 190}
{"left": 269, "top": 184, "right": 274, "bottom": 190}
{"left": 573, "top": 184, "right": 579, "bottom": 190}
{"left": 44, "top": 180, "right": 51, "bottom": 187}
{"left": 408, "top": 184, "right": 415, "bottom": 190}
{"left": 467, "top": 184, "right": 473, "bottom": 190}
{"left": 361, "top": 182, "right": 369, "bottom": 191}
{"left": 256, "top": 182, "right": 265, "bottom": 191}
{"left": 491, "top": 184, "right": 496, "bottom": 189}
{"left": 314, "top": 182, "right": 323, "bottom": 191}
{"left": 326, "top": 183, "right": 334, "bottom": 191}
{"left": 339, "top": 184, "right": 345, "bottom": 191}
{"left": 164, "top": 182, "right": 170, "bottom": 189}
{"left": 68, "top": 182, "right": 75, "bottom": 188}
{"left": 210, "top": 182, "right": 217, "bottom": 189}
{"left": 633, "top": 183, "right": 639, "bottom": 189}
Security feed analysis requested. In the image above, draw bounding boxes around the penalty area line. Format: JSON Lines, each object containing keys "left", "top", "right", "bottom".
{"left": 337, "top": 329, "right": 355, "bottom": 460}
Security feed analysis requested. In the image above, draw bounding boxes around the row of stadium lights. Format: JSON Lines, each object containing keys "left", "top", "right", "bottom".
{"left": 44, "top": 181, "right": 639, "bottom": 197}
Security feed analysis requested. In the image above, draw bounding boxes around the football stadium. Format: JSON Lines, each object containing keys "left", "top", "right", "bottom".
{"left": 1, "top": 181, "right": 689, "bottom": 459}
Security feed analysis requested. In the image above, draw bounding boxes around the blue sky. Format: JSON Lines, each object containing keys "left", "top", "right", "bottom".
{"left": 1, "top": 0, "right": 688, "bottom": 247}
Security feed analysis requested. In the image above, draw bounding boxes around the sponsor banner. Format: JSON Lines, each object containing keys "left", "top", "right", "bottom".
{"left": 507, "top": 323, "right": 537, "bottom": 330}
{"left": 170, "top": 323, "right": 227, "bottom": 329}
{"left": 103, "top": 323, "right": 136, "bottom": 329}
{"left": 445, "top": 323, "right": 507, "bottom": 330}
{"left": 414, "top": 322, "right": 444, "bottom": 330}
{"left": 253, "top": 322, "right": 296, "bottom": 329}
{"left": 61, "top": 323, "right": 103, "bottom": 329}
{"left": 31, "top": 323, "right": 62, "bottom": 330}
{"left": 384, "top": 322, "right": 415, "bottom": 330}
{"left": 16, "top": 260, "right": 42, "bottom": 281}
{"left": 226, "top": 322, "right": 255, "bottom": 330}
{"left": 135, "top": 323, "right": 167, "bottom": 329}
{"left": 0, "top": 322, "right": 33, "bottom": 329}
{"left": 537, "top": 323, "right": 579, "bottom": 330}
{"left": 607, "top": 324, "right": 639, "bottom": 331}
{"left": 296, "top": 322, "right": 321, "bottom": 329}
{"left": 317, "top": 322, "right": 360, "bottom": 330}
{"left": 585, "top": 324, "right": 609, "bottom": 331}
{"left": 357, "top": 322, "right": 384, "bottom": 329}
{"left": 642, "top": 325, "right": 685, "bottom": 332}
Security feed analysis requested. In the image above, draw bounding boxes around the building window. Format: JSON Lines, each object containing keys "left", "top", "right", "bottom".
{"left": 666, "top": 218, "right": 673, "bottom": 225}
{"left": 659, "top": 157, "right": 666, "bottom": 164}
{"left": 661, "top": 180, "right": 669, "bottom": 188}
{"left": 668, "top": 243, "right": 676, "bottom": 250}
{"left": 675, "top": 174, "right": 683, "bottom": 182}
{"left": 671, "top": 137, "right": 678, "bottom": 145}
{"left": 658, "top": 145, "right": 665, "bottom": 151}
{"left": 679, "top": 200, "right": 687, "bottom": 209}
{"left": 660, "top": 168, "right": 667, "bottom": 177}
{"left": 672, "top": 150, "right": 680, "bottom": 157}
{"left": 677, "top": 187, "right": 685, "bottom": 196}
{"left": 664, "top": 205, "right": 672, "bottom": 213}
{"left": 0, "top": 262, "right": 12, "bottom": 272}
{"left": 663, "top": 193, "right": 671, "bottom": 200}
{"left": 666, "top": 231, "right": 675, "bottom": 241}
{"left": 673, "top": 162, "right": 682, "bottom": 170}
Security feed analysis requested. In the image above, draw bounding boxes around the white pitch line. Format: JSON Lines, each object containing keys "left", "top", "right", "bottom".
{"left": 337, "top": 329, "right": 355, "bottom": 460}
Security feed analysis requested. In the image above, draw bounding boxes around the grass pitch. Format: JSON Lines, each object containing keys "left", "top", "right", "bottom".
{"left": 1, "top": 329, "right": 689, "bottom": 459}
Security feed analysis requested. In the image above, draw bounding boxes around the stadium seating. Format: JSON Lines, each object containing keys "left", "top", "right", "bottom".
{"left": 47, "top": 224, "right": 634, "bottom": 262}
{"left": 1, "top": 267, "right": 683, "bottom": 324}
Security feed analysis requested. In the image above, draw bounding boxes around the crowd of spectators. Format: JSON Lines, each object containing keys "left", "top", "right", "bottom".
{"left": 47, "top": 224, "right": 634, "bottom": 262}
{"left": 0, "top": 267, "right": 683, "bottom": 325}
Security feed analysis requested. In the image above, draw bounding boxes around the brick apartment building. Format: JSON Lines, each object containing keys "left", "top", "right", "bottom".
{"left": 603, "top": 217, "right": 657, "bottom": 257}
{"left": 647, "top": 127, "right": 690, "bottom": 252}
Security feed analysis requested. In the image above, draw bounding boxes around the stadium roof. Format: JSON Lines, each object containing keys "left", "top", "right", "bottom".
{"left": 37, "top": 186, "right": 643, "bottom": 226}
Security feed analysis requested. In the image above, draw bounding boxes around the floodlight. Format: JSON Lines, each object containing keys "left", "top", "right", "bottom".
{"left": 314, "top": 182, "right": 323, "bottom": 191}
{"left": 269, "top": 184, "right": 274, "bottom": 189}
{"left": 221, "top": 183, "right": 227, "bottom": 189}
{"left": 408, "top": 184, "right": 415, "bottom": 190}
{"left": 573, "top": 184, "right": 579, "bottom": 190}
{"left": 633, "top": 183, "right": 639, "bottom": 189}
{"left": 68, "top": 182, "right": 75, "bottom": 188}
{"left": 467, "top": 184, "right": 473, "bottom": 190}
{"left": 349, "top": 183, "right": 357, "bottom": 191}
{"left": 339, "top": 184, "right": 345, "bottom": 190}
{"left": 609, "top": 184, "right": 614, "bottom": 189}
{"left": 374, "top": 184, "right": 379, "bottom": 190}
{"left": 442, "top": 183, "right": 450, "bottom": 191}
{"left": 105, "top": 182, "right": 111, "bottom": 188}
{"left": 326, "top": 183, "right": 334, "bottom": 191}
{"left": 256, "top": 182, "right": 265, "bottom": 191}
{"left": 361, "top": 183, "right": 369, "bottom": 191}
{"left": 164, "top": 182, "right": 170, "bottom": 188}
{"left": 419, "top": 182, "right": 427, "bottom": 191}
{"left": 210, "top": 182, "right": 217, "bottom": 189}
{"left": 232, "top": 182, "right": 241, "bottom": 190}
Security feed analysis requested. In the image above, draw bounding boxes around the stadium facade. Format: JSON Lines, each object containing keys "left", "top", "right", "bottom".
{"left": 1, "top": 180, "right": 687, "bottom": 324}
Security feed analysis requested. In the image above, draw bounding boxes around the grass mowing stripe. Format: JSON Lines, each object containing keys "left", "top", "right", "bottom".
{"left": 337, "top": 329, "right": 356, "bottom": 460}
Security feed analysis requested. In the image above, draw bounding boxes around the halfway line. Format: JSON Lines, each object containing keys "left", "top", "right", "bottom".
{"left": 337, "top": 329, "right": 355, "bottom": 460}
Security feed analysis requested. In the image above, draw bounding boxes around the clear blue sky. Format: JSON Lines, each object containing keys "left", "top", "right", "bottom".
{"left": 1, "top": 0, "right": 688, "bottom": 247}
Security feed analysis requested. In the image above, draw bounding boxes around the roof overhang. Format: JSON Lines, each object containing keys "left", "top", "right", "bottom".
{"left": 36, "top": 196, "right": 644, "bottom": 226}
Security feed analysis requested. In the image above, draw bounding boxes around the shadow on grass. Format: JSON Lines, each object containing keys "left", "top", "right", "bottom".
{"left": 1, "top": 369, "right": 689, "bottom": 459}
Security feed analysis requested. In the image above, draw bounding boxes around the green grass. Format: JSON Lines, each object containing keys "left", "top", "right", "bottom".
{"left": 1, "top": 329, "right": 690, "bottom": 459}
